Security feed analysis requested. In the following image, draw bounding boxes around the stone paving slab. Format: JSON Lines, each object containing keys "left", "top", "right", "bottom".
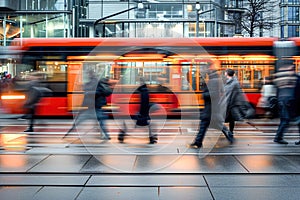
{"left": 0, "top": 174, "right": 90, "bottom": 186}
{"left": 205, "top": 174, "right": 300, "bottom": 187}
{"left": 210, "top": 187, "right": 300, "bottom": 200}
{"left": 86, "top": 174, "right": 207, "bottom": 186}
{"left": 1, "top": 154, "right": 300, "bottom": 174}
{"left": 1, "top": 175, "right": 300, "bottom": 200}
{"left": 1, "top": 118, "right": 300, "bottom": 200}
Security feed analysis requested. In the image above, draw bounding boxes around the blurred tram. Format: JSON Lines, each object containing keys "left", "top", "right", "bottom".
{"left": 0, "top": 37, "right": 281, "bottom": 117}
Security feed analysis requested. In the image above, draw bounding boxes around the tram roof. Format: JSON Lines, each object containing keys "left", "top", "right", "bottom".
{"left": 12, "top": 37, "right": 278, "bottom": 49}
{"left": 288, "top": 37, "right": 300, "bottom": 46}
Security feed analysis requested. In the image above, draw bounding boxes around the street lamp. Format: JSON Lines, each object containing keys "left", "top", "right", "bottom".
{"left": 195, "top": 2, "right": 200, "bottom": 37}
{"left": 93, "top": 2, "right": 144, "bottom": 37}
{"left": 195, "top": 2, "right": 215, "bottom": 37}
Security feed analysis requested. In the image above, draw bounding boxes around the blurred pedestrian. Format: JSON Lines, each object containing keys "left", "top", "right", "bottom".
{"left": 257, "top": 76, "right": 278, "bottom": 118}
{"left": 273, "top": 64, "right": 299, "bottom": 144}
{"left": 118, "top": 77, "right": 157, "bottom": 144}
{"left": 23, "top": 73, "right": 52, "bottom": 132}
{"left": 66, "top": 71, "right": 111, "bottom": 140}
{"left": 189, "top": 67, "right": 234, "bottom": 149}
{"left": 95, "top": 77, "right": 112, "bottom": 140}
{"left": 294, "top": 72, "right": 300, "bottom": 145}
{"left": 223, "top": 68, "right": 254, "bottom": 135}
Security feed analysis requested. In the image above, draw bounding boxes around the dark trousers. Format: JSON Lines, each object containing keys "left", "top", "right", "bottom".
{"left": 118, "top": 118, "right": 157, "bottom": 142}
{"left": 229, "top": 120, "right": 235, "bottom": 132}
{"left": 275, "top": 97, "right": 295, "bottom": 140}
{"left": 67, "top": 108, "right": 109, "bottom": 138}
{"left": 194, "top": 118, "right": 210, "bottom": 145}
{"left": 27, "top": 107, "right": 35, "bottom": 129}
{"left": 194, "top": 117, "right": 233, "bottom": 145}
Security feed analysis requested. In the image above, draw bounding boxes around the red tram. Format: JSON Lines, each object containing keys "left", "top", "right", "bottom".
{"left": 0, "top": 37, "right": 283, "bottom": 117}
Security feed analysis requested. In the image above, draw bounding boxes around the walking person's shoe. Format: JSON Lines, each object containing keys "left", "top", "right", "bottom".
{"left": 228, "top": 131, "right": 235, "bottom": 144}
{"left": 273, "top": 138, "right": 288, "bottom": 144}
{"left": 24, "top": 127, "right": 34, "bottom": 132}
{"left": 118, "top": 130, "right": 126, "bottom": 143}
{"left": 188, "top": 142, "right": 202, "bottom": 149}
{"left": 222, "top": 129, "right": 235, "bottom": 144}
{"left": 149, "top": 135, "right": 158, "bottom": 144}
{"left": 149, "top": 137, "right": 157, "bottom": 144}
{"left": 149, "top": 140, "right": 157, "bottom": 144}
{"left": 63, "top": 127, "right": 74, "bottom": 138}
{"left": 101, "top": 135, "right": 111, "bottom": 141}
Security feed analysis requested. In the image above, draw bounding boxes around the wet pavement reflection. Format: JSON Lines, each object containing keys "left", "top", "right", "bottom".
{"left": 0, "top": 117, "right": 300, "bottom": 199}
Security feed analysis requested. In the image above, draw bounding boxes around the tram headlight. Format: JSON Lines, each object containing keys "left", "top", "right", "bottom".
{"left": 1, "top": 95, "right": 26, "bottom": 100}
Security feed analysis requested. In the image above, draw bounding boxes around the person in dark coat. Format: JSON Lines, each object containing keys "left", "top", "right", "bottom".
{"left": 273, "top": 64, "right": 299, "bottom": 144}
{"left": 294, "top": 73, "right": 300, "bottom": 145}
{"left": 66, "top": 71, "right": 111, "bottom": 140}
{"left": 189, "top": 68, "right": 234, "bottom": 149}
{"left": 118, "top": 77, "right": 157, "bottom": 144}
{"left": 23, "top": 79, "right": 42, "bottom": 132}
{"left": 23, "top": 74, "right": 52, "bottom": 132}
{"left": 223, "top": 69, "right": 251, "bottom": 135}
{"left": 94, "top": 77, "right": 111, "bottom": 140}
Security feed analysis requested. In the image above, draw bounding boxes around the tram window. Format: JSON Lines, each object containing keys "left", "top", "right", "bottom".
{"left": 191, "top": 66, "right": 197, "bottom": 91}
{"left": 82, "top": 62, "right": 112, "bottom": 84}
{"left": 254, "top": 70, "right": 262, "bottom": 89}
{"left": 181, "top": 66, "right": 190, "bottom": 91}
{"left": 199, "top": 77, "right": 206, "bottom": 90}
{"left": 36, "top": 61, "right": 67, "bottom": 82}
{"left": 143, "top": 62, "right": 167, "bottom": 84}
{"left": 113, "top": 61, "right": 170, "bottom": 88}
{"left": 12, "top": 61, "right": 68, "bottom": 94}
{"left": 240, "top": 69, "right": 251, "bottom": 88}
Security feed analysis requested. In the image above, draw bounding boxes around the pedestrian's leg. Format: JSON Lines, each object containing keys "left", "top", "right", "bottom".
{"left": 118, "top": 121, "right": 127, "bottom": 143}
{"left": 29, "top": 108, "right": 35, "bottom": 130}
{"left": 295, "top": 122, "right": 300, "bottom": 145}
{"left": 24, "top": 108, "right": 35, "bottom": 132}
{"left": 64, "top": 112, "right": 81, "bottom": 138}
{"left": 274, "top": 118, "right": 289, "bottom": 144}
{"left": 148, "top": 123, "right": 157, "bottom": 144}
{"left": 229, "top": 120, "right": 235, "bottom": 133}
{"left": 221, "top": 125, "right": 235, "bottom": 144}
{"left": 274, "top": 101, "right": 289, "bottom": 144}
{"left": 96, "top": 108, "right": 110, "bottom": 140}
{"left": 189, "top": 119, "right": 210, "bottom": 148}
{"left": 64, "top": 110, "right": 89, "bottom": 138}
{"left": 67, "top": 117, "right": 77, "bottom": 133}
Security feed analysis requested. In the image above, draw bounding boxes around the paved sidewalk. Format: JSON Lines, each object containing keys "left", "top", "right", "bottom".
{"left": 0, "top": 152, "right": 300, "bottom": 200}
{"left": 1, "top": 115, "right": 300, "bottom": 199}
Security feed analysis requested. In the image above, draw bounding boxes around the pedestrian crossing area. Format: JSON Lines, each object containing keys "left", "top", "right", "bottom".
{"left": 1, "top": 118, "right": 300, "bottom": 155}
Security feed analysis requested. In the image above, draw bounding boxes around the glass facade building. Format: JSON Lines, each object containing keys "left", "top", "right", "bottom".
{"left": 280, "top": 0, "right": 300, "bottom": 38}
{"left": 1, "top": 0, "right": 297, "bottom": 42}
{"left": 83, "top": 0, "right": 243, "bottom": 38}
{"left": 0, "top": 0, "right": 84, "bottom": 46}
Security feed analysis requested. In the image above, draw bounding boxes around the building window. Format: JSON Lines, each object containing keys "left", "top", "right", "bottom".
{"left": 288, "top": 25, "right": 299, "bottom": 37}
{"left": 21, "top": 0, "right": 68, "bottom": 10}
{"left": 281, "top": 26, "right": 285, "bottom": 38}
{"left": 288, "top": 0, "right": 300, "bottom": 4}
{"left": 18, "top": 14, "right": 70, "bottom": 38}
{"left": 147, "top": 3, "right": 183, "bottom": 19}
{"left": 288, "top": 6, "right": 299, "bottom": 21}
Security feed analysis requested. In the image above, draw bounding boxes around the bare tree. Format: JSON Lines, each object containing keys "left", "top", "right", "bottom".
{"left": 242, "top": 0, "right": 280, "bottom": 37}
